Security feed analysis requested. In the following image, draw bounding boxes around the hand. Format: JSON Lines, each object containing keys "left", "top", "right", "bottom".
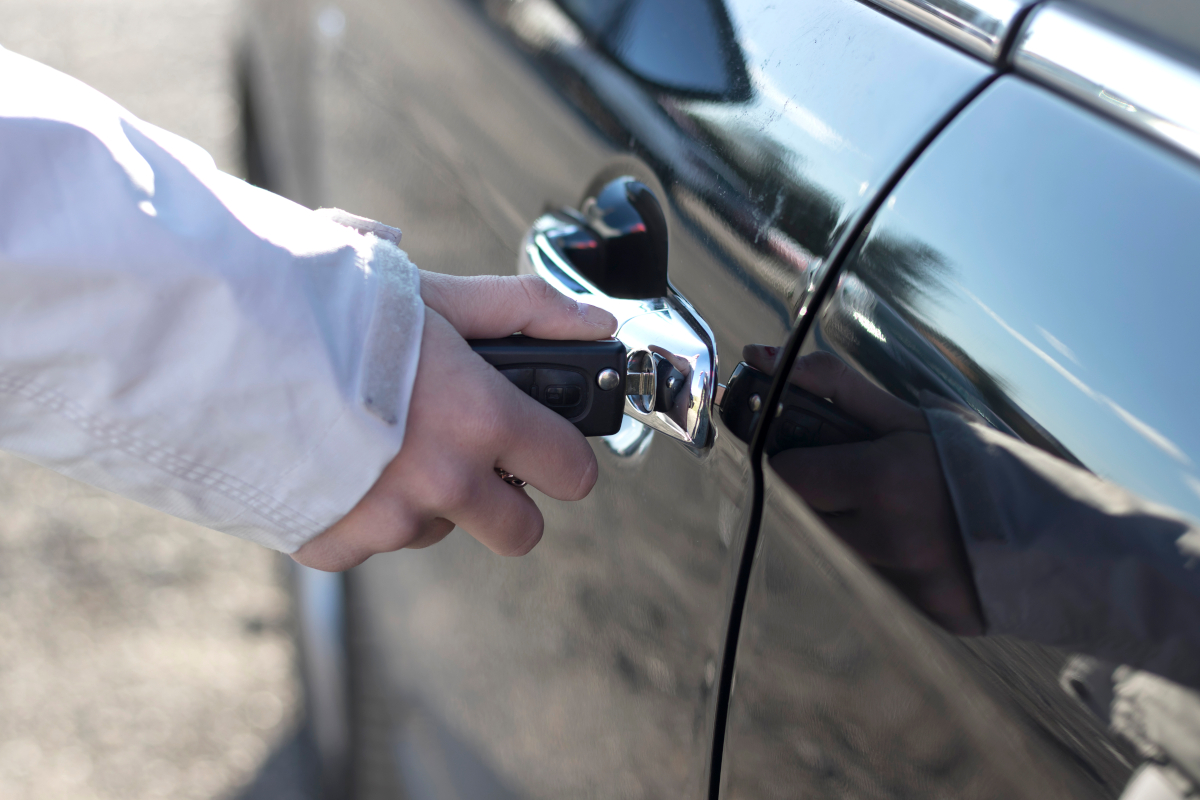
{"left": 648, "top": 344, "right": 693, "bottom": 429}
{"left": 294, "top": 274, "right": 618, "bottom": 571}
{"left": 745, "top": 347, "right": 985, "bottom": 635}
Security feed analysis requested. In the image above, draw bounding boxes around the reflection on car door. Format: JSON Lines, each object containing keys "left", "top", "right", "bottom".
{"left": 287, "top": 0, "right": 991, "bottom": 795}
{"left": 727, "top": 73, "right": 1200, "bottom": 798}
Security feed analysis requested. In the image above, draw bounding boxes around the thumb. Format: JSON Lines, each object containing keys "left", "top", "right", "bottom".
{"left": 420, "top": 272, "right": 617, "bottom": 340}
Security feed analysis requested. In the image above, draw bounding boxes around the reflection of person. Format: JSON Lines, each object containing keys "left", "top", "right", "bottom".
{"left": 0, "top": 47, "right": 617, "bottom": 571}
{"left": 747, "top": 347, "right": 1200, "bottom": 689}
{"left": 648, "top": 344, "right": 693, "bottom": 430}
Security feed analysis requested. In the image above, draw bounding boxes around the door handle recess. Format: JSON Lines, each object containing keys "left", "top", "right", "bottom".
{"left": 518, "top": 177, "right": 717, "bottom": 449}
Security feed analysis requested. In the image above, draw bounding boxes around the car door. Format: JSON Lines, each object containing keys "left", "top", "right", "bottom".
{"left": 723, "top": 4, "right": 1200, "bottom": 799}
{"left": 243, "top": 0, "right": 995, "bottom": 796}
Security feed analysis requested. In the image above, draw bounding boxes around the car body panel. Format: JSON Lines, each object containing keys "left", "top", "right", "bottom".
{"left": 729, "top": 75, "right": 1200, "bottom": 799}
{"left": 235, "top": 0, "right": 991, "bottom": 796}
{"left": 237, "top": 0, "right": 1200, "bottom": 798}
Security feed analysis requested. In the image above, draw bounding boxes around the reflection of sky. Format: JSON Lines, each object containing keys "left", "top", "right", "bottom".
{"left": 876, "top": 77, "right": 1200, "bottom": 520}
{"left": 683, "top": 0, "right": 986, "bottom": 251}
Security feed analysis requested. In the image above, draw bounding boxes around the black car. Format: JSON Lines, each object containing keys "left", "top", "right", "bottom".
{"left": 239, "top": 0, "right": 1200, "bottom": 797}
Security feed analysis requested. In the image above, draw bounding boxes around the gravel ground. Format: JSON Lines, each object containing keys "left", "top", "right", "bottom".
{"left": 0, "top": 2, "right": 315, "bottom": 798}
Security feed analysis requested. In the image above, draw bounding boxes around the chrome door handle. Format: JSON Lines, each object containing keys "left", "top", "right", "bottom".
{"left": 517, "top": 185, "right": 717, "bottom": 449}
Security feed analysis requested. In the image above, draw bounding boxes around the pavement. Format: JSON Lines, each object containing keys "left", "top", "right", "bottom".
{"left": 0, "top": 2, "right": 317, "bottom": 798}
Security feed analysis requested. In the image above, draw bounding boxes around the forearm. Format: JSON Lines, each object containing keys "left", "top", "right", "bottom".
{"left": 0, "top": 46, "right": 423, "bottom": 552}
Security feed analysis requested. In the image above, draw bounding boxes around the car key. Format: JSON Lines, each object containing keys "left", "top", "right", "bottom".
{"left": 469, "top": 336, "right": 627, "bottom": 437}
{"left": 718, "top": 361, "right": 874, "bottom": 456}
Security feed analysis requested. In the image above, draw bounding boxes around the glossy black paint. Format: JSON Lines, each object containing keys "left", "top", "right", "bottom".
{"left": 729, "top": 76, "right": 1200, "bottom": 798}
{"left": 241, "top": 0, "right": 986, "bottom": 792}
{"left": 236, "top": 0, "right": 1200, "bottom": 798}
{"left": 840, "top": 80, "right": 1200, "bottom": 515}
{"left": 248, "top": 0, "right": 986, "bottom": 788}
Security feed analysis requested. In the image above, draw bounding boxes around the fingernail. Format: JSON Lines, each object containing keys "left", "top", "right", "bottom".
{"left": 582, "top": 303, "right": 616, "bottom": 328}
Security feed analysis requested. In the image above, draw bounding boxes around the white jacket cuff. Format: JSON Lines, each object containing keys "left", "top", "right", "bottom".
{"left": 0, "top": 46, "right": 424, "bottom": 553}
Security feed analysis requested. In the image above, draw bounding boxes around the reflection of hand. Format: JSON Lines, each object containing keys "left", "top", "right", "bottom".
{"left": 294, "top": 274, "right": 618, "bottom": 571}
{"left": 745, "top": 347, "right": 984, "bottom": 635}
{"left": 648, "top": 344, "right": 693, "bottom": 425}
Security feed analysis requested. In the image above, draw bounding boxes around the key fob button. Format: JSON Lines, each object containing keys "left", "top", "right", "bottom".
{"left": 469, "top": 337, "right": 626, "bottom": 437}
{"left": 544, "top": 384, "right": 583, "bottom": 409}
{"left": 535, "top": 370, "right": 585, "bottom": 408}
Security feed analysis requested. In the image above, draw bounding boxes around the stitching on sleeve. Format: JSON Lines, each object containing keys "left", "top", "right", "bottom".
{"left": 0, "top": 370, "right": 326, "bottom": 538}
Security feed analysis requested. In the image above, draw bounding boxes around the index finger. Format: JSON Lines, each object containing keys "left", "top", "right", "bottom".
{"left": 421, "top": 273, "right": 618, "bottom": 340}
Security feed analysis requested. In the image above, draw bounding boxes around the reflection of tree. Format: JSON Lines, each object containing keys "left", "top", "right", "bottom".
{"left": 831, "top": 231, "right": 1084, "bottom": 466}
{"left": 848, "top": 228, "right": 951, "bottom": 320}
{"left": 917, "top": 318, "right": 1084, "bottom": 467}
{"left": 684, "top": 114, "right": 841, "bottom": 258}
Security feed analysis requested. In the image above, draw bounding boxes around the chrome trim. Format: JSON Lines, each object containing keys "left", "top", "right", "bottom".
{"left": 1015, "top": 2, "right": 1200, "bottom": 163}
{"left": 518, "top": 212, "right": 717, "bottom": 449}
{"left": 866, "top": 0, "right": 1025, "bottom": 62}
{"left": 619, "top": 309, "right": 714, "bottom": 446}
{"left": 601, "top": 414, "right": 655, "bottom": 458}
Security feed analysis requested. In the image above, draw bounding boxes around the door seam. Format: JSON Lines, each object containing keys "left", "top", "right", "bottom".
{"left": 704, "top": 70, "right": 1002, "bottom": 800}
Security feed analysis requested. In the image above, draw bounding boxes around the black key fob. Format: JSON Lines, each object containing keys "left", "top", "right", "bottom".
{"left": 469, "top": 336, "right": 626, "bottom": 437}
{"left": 720, "top": 361, "right": 874, "bottom": 456}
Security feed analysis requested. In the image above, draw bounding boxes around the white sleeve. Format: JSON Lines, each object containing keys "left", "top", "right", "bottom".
{"left": 924, "top": 405, "right": 1200, "bottom": 688}
{"left": 0, "top": 47, "right": 424, "bottom": 553}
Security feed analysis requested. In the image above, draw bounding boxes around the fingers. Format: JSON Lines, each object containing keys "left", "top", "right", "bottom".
{"left": 742, "top": 343, "right": 782, "bottom": 374}
{"left": 421, "top": 272, "right": 617, "bottom": 340}
{"left": 648, "top": 345, "right": 694, "bottom": 377}
{"left": 772, "top": 432, "right": 956, "bottom": 563}
{"left": 789, "top": 351, "right": 927, "bottom": 433}
{"left": 291, "top": 488, "right": 415, "bottom": 572}
{"left": 768, "top": 432, "right": 946, "bottom": 558}
{"left": 448, "top": 470, "right": 546, "bottom": 556}
{"left": 743, "top": 347, "right": 925, "bottom": 434}
{"left": 404, "top": 518, "right": 456, "bottom": 550}
{"left": 769, "top": 428, "right": 984, "bottom": 634}
{"left": 408, "top": 312, "right": 598, "bottom": 503}
{"left": 380, "top": 427, "right": 548, "bottom": 557}
{"left": 393, "top": 464, "right": 543, "bottom": 557}
{"left": 298, "top": 294, "right": 605, "bottom": 570}
{"left": 491, "top": 384, "right": 600, "bottom": 502}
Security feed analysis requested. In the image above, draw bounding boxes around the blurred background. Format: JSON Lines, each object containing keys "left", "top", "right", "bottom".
{"left": 0, "top": 1, "right": 315, "bottom": 798}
